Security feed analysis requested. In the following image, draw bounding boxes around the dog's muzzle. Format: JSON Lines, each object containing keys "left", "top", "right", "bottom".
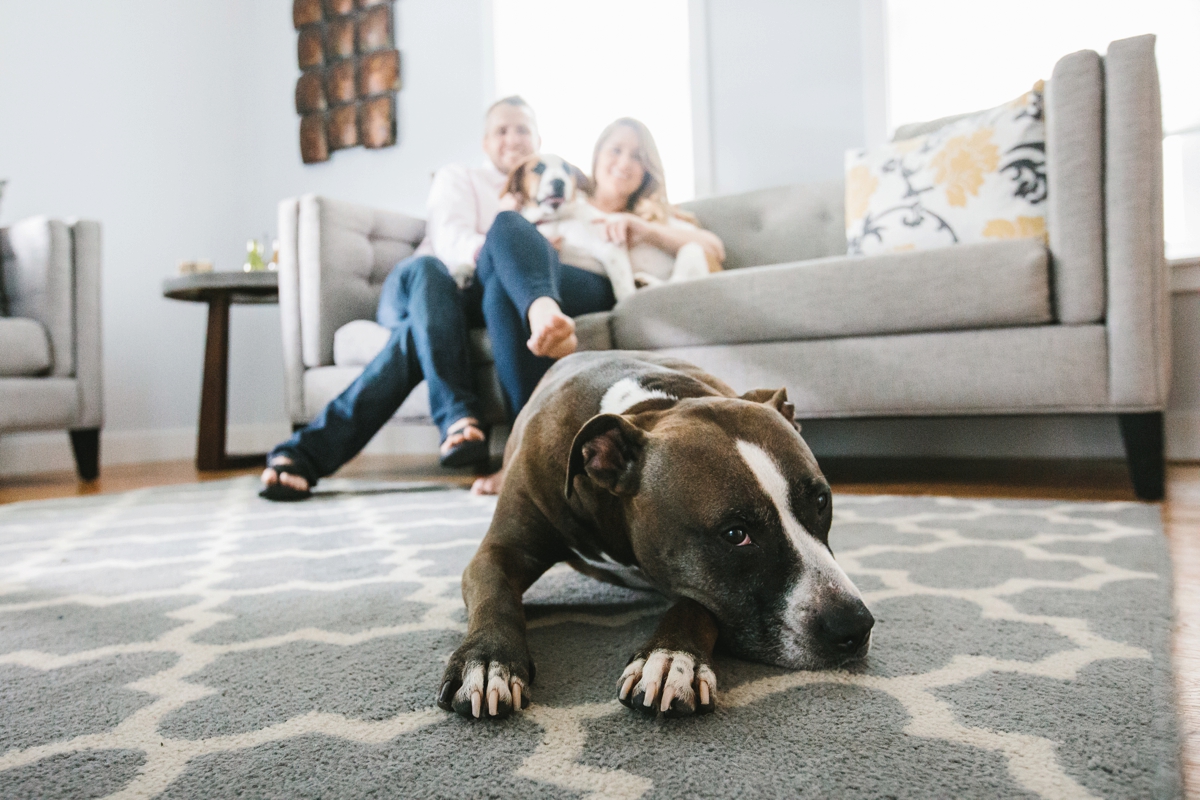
{"left": 814, "top": 598, "right": 874, "bottom": 660}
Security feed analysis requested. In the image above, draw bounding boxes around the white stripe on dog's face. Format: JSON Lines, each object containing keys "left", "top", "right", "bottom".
{"left": 600, "top": 377, "right": 677, "bottom": 415}
{"left": 735, "top": 440, "right": 862, "bottom": 660}
{"left": 534, "top": 155, "right": 577, "bottom": 207}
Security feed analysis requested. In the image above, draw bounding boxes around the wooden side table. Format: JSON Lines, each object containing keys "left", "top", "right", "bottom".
{"left": 163, "top": 271, "right": 279, "bottom": 471}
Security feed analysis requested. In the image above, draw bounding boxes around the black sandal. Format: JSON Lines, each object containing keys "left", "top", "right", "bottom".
{"left": 440, "top": 419, "right": 490, "bottom": 469}
{"left": 259, "top": 455, "right": 318, "bottom": 501}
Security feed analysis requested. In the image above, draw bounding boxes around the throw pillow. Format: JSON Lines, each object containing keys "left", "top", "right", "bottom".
{"left": 844, "top": 82, "right": 1046, "bottom": 256}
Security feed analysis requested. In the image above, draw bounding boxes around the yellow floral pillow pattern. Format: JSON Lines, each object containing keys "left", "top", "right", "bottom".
{"left": 845, "top": 83, "right": 1046, "bottom": 255}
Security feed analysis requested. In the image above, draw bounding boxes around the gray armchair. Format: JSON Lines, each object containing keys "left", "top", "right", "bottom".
{"left": 0, "top": 217, "right": 104, "bottom": 479}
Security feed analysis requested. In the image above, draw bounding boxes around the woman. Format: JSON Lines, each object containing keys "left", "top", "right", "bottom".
{"left": 468, "top": 118, "right": 726, "bottom": 494}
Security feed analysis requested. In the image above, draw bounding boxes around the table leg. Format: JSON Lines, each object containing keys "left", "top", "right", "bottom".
{"left": 197, "top": 296, "right": 267, "bottom": 471}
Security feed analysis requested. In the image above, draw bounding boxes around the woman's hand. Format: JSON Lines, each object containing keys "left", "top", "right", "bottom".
{"left": 599, "top": 213, "right": 652, "bottom": 247}
{"left": 498, "top": 193, "right": 522, "bottom": 212}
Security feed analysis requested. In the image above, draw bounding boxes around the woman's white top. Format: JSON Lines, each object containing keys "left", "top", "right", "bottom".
{"left": 560, "top": 210, "right": 699, "bottom": 280}
{"left": 628, "top": 216, "right": 700, "bottom": 282}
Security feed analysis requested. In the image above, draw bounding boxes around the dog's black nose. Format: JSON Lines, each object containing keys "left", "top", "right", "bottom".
{"left": 549, "top": 178, "right": 565, "bottom": 196}
{"left": 817, "top": 600, "right": 874, "bottom": 655}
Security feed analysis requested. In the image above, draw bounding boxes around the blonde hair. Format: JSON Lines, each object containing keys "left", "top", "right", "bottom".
{"left": 590, "top": 118, "right": 695, "bottom": 224}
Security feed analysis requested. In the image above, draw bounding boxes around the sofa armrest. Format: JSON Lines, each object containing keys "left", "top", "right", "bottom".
{"left": 1104, "top": 34, "right": 1170, "bottom": 408}
{"left": 2, "top": 217, "right": 75, "bottom": 378}
{"left": 296, "top": 194, "right": 426, "bottom": 368}
{"left": 70, "top": 220, "right": 103, "bottom": 428}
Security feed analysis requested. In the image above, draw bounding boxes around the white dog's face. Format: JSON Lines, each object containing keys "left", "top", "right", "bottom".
{"left": 506, "top": 154, "right": 589, "bottom": 212}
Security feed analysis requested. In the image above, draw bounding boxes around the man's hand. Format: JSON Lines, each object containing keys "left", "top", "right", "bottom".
{"left": 597, "top": 213, "right": 652, "bottom": 248}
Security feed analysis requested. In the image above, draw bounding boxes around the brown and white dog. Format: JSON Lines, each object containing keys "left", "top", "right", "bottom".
{"left": 505, "top": 154, "right": 711, "bottom": 302}
{"left": 437, "top": 351, "right": 873, "bottom": 720}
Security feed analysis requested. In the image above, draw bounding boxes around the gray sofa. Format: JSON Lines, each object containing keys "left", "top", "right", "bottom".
{"left": 0, "top": 217, "right": 104, "bottom": 479}
{"left": 276, "top": 35, "right": 1168, "bottom": 499}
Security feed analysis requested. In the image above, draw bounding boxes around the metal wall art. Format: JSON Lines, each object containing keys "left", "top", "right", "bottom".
{"left": 293, "top": 0, "right": 401, "bottom": 164}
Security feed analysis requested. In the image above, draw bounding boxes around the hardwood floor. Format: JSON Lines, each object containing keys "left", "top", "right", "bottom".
{"left": 1, "top": 455, "right": 1196, "bottom": 795}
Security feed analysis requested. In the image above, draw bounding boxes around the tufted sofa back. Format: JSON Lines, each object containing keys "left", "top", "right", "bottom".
{"left": 293, "top": 194, "right": 425, "bottom": 368}
{"left": 679, "top": 180, "right": 847, "bottom": 271}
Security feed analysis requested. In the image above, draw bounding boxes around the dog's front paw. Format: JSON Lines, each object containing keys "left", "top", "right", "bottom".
{"left": 437, "top": 640, "right": 532, "bottom": 720}
{"left": 617, "top": 649, "right": 717, "bottom": 718}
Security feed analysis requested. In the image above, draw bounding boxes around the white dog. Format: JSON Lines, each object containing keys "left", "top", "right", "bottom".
{"left": 505, "top": 154, "right": 710, "bottom": 302}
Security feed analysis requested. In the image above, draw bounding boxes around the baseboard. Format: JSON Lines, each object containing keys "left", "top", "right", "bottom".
{"left": 1167, "top": 409, "right": 1200, "bottom": 461}
{"left": 6, "top": 412, "right": 1196, "bottom": 478}
{"left": 0, "top": 421, "right": 444, "bottom": 478}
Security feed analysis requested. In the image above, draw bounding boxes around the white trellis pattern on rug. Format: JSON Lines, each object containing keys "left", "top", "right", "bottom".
{"left": 0, "top": 480, "right": 1175, "bottom": 799}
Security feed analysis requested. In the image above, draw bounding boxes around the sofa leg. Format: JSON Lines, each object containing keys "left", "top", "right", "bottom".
{"left": 1118, "top": 412, "right": 1164, "bottom": 501}
{"left": 70, "top": 428, "right": 101, "bottom": 482}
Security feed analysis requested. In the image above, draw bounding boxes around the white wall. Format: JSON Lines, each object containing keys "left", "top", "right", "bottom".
{"left": 0, "top": 0, "right": 491, "bottom": 475}
{"left": 704, "top": 0, "right": 866, "bottom": 194}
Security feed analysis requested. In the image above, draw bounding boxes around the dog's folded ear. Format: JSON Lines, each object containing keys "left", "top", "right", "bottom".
{"left": 565, "top": 414, "right": 646, "bottom": 499}
{"left": 504, "top": 157, "right": 534, "bottom": 206}
{"left": 567, "top": 163, "right": 592, "bottom": 195}
{"left": 740, "top": 387, "right": 800, "bottom": 432}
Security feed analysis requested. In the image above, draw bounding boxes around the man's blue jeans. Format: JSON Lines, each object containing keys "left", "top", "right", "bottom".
{"left": 269, "top": 254, "right": 479, "bottom": 479}
{"left": 475, "top": 211, "right": 615, "bottom": 416}
{"left": 270, "top": 212, "right": 615, "bottom": 482}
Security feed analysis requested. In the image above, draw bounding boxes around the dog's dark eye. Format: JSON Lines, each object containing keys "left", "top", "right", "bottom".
{"left": 722, "top": 528, "right": 752, "bottom": 547}
{"left": 816, "top": 491, "right": 829, "bottom": 513}
{"left": 532, "top": 162, "right": 546, "bottom": 175}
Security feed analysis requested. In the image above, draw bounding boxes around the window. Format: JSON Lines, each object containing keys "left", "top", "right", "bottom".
{"left": 490, "top": 0, "right": 696, "bottom": 202}
{"left": 886, "top": 0, "right": 1200, "bottom": 257}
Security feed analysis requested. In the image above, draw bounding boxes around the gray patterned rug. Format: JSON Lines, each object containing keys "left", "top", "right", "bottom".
{"left": 0, "top": 479, "right": 1181, "bottom": 799}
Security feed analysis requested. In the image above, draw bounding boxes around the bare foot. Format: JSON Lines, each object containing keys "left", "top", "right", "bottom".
{"left": 471, "top": 471, "right": 503, "bottom": 495}
{"left": 526, "top": 297, "right": 577, "bottom": 359}
{"left": 441, "top": 417, "right": 485, "bottom": 456}
{"left": 261, "top": 458, "right": 310, "bottom": 494}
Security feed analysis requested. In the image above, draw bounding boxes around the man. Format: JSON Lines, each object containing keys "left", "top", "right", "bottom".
{"left": 261, "top": 96, "right": 573, "bottom": 499}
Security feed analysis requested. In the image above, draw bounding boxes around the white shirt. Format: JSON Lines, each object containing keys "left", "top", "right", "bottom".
{"left": 414, "top": 161, "right": 507, "bottom": 285}
{"left": 627, "top": 216, "right": 700, "bottom": 281}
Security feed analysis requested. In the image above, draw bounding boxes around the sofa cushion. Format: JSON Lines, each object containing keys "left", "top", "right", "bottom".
{"left": 0, "top": 317, "right": 52, "bottom": 376}
{"left": 845, "top": 83, "right": 1046, "bottom": 256}
{"left": 333, "top": 319, "right": 496, "bottom": 368}
{"left": 610, "top": 238, "right": 1052, "bottom": 350}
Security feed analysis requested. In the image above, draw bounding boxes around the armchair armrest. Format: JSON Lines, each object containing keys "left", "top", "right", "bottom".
{"left": 2, "top": 217, "right": 75, "bottom": 378}
{"left": 71, "top": 220, "right": 103, "bottom": 428}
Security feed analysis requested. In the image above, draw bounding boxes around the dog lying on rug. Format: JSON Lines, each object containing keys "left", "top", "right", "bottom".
{"left": 437, "top": 351, "right": 874, "bottom": 719}
{"left": 505, "top": 154, "right": 711, "bottom": 302}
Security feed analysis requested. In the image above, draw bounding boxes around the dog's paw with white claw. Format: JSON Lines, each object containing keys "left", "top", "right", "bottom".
{"left": 437, "top": 644, "right": 531, "bottom": 720}
{"left": 617, "top": 649, "right": 717, "bottom": 718}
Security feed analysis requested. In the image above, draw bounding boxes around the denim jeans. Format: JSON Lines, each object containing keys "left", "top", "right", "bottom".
{"left": 270, "top": 212, "right": 616, "bottom": 482}
{"left": 474, "top": 211, "right": 616, "bottom": 417}
{"left": 269, "top": 254, "right": 479, "bottom": 479}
